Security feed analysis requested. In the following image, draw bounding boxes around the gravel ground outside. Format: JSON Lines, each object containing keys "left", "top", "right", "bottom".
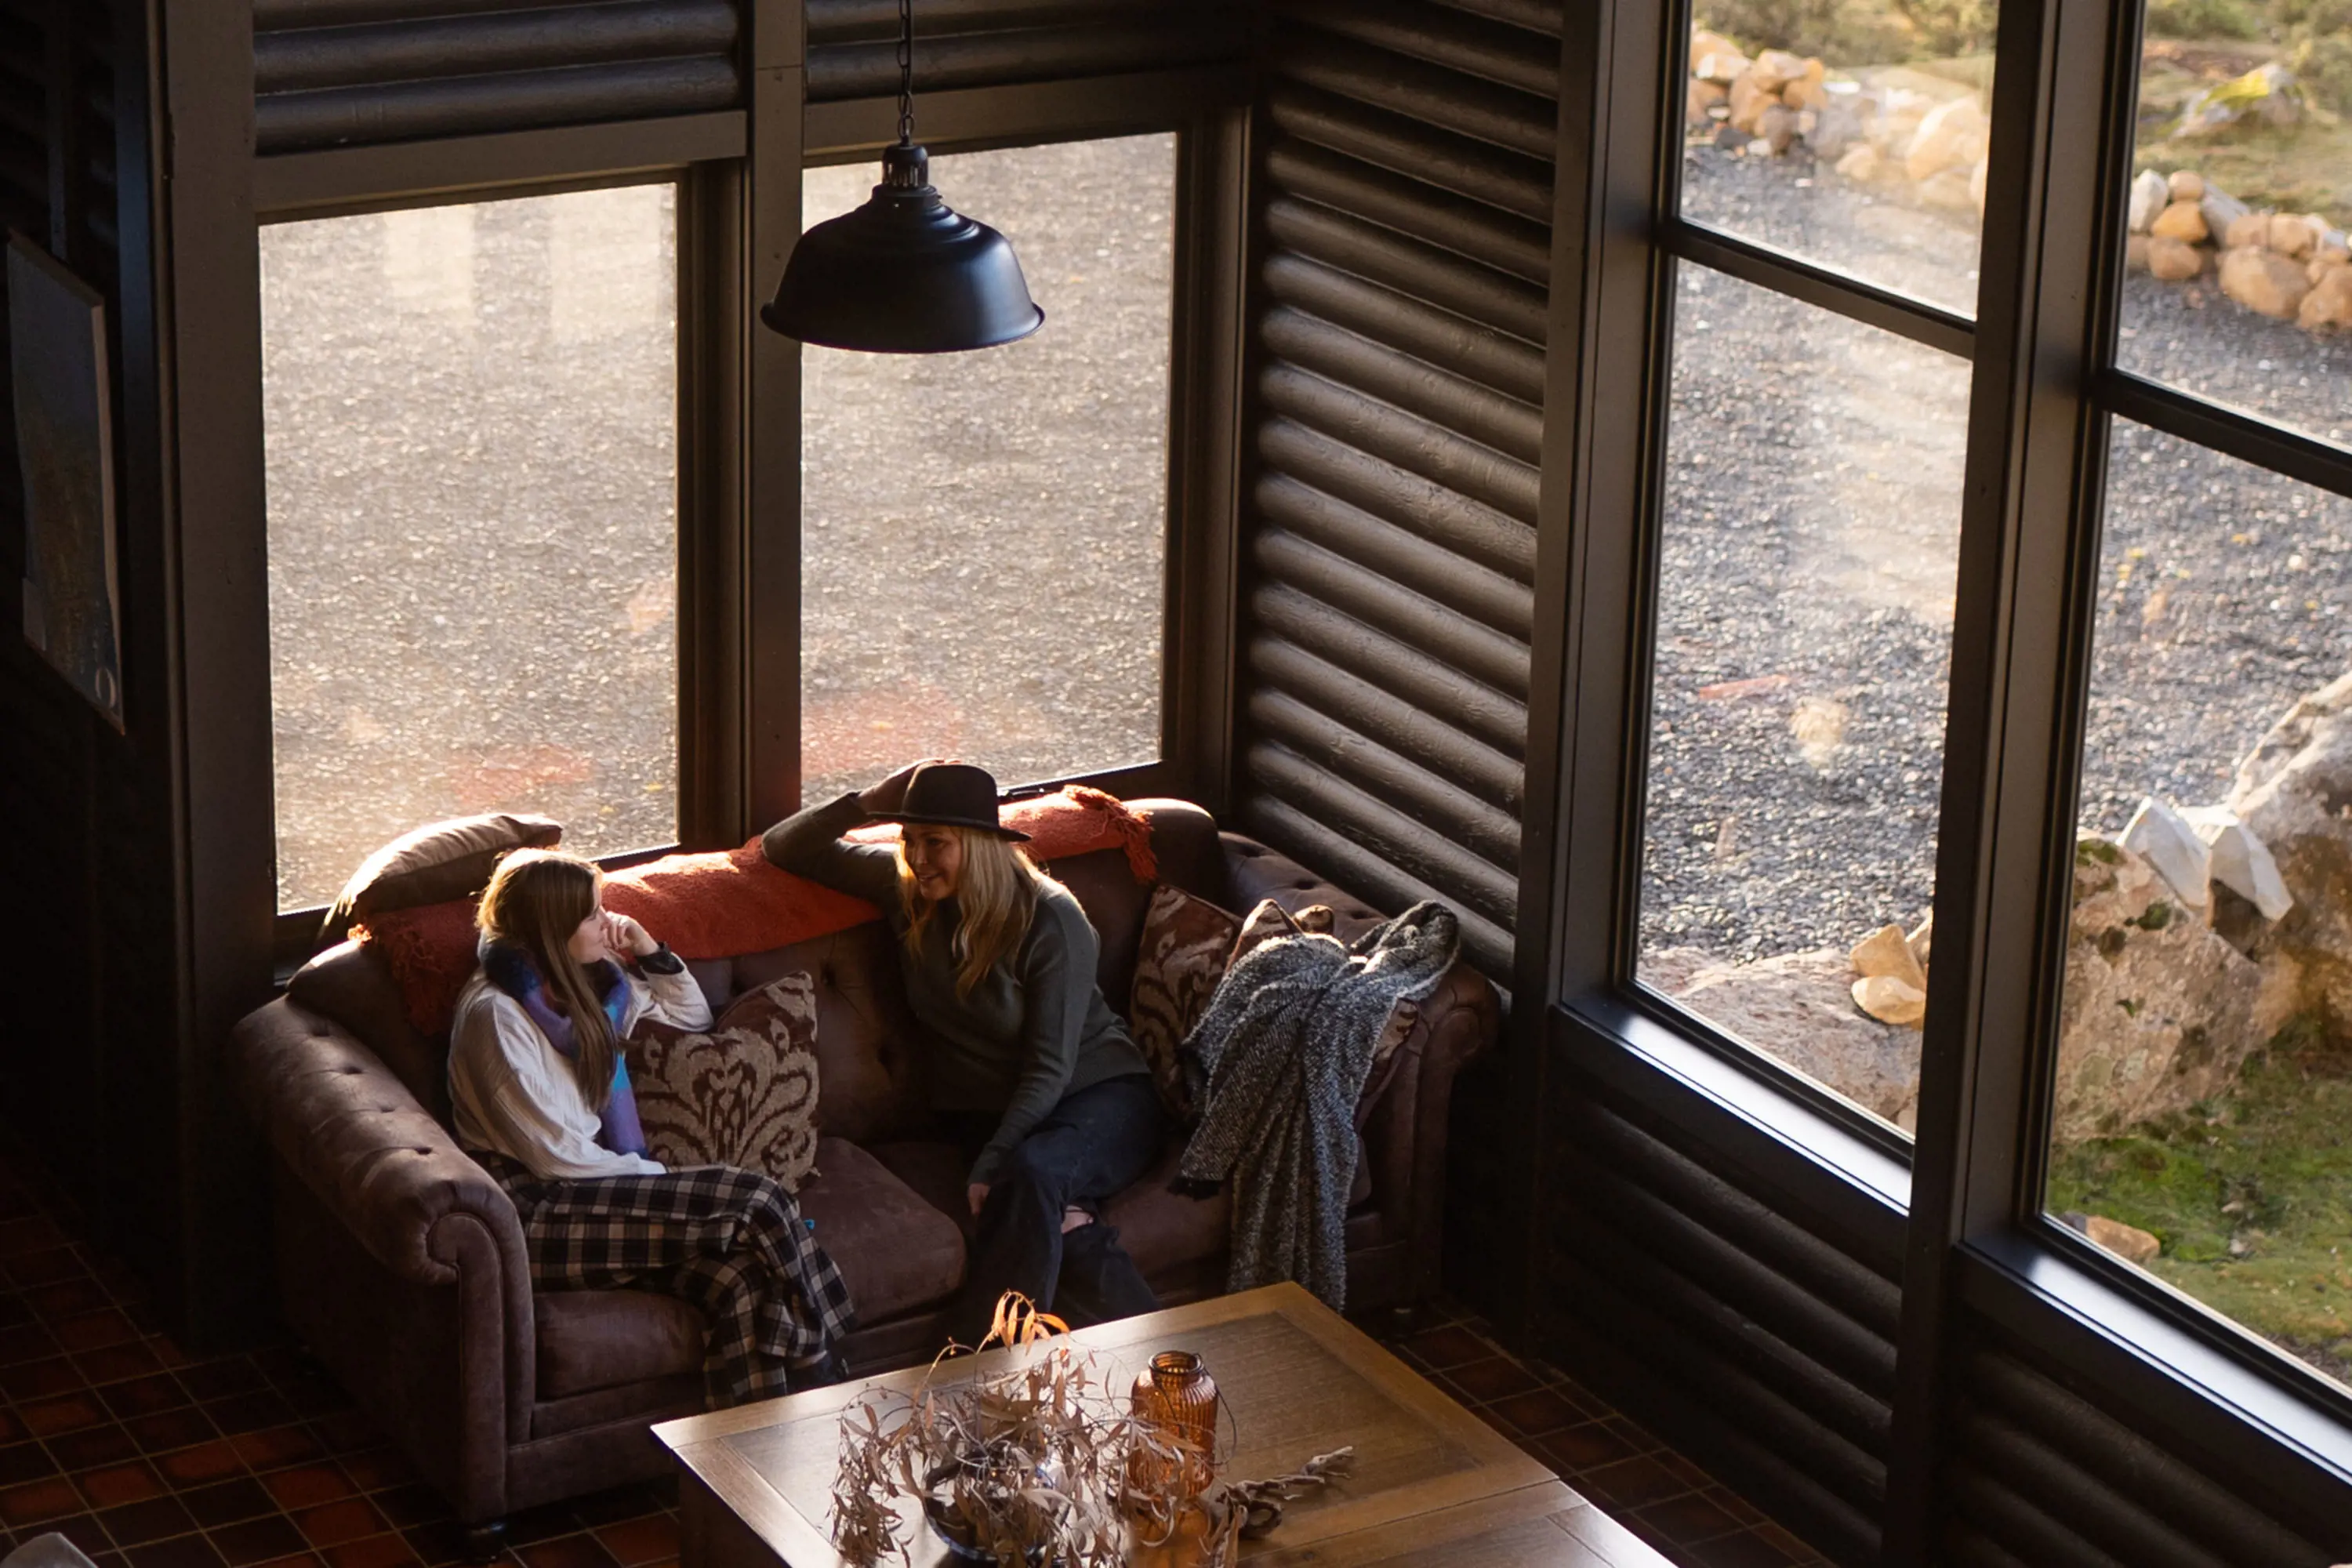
{"left": 261, "top": 186, "right": 681, "bottom": 912}
{"left": 259, "top": 139, "right": 1173, "bottom": 912}
{"left": 257, "top": 132, "right": 2352, "bottom": 976}
{"left": 798, "top": 134, "right": 1174, "bottom": 804}
{"left": 1641, "top": 143, "right": 2352, "bottom": 986}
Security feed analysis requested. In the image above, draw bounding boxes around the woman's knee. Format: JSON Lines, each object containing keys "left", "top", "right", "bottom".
{"left": 994, "top": 1138, "right": 1078, "bottom": 1204}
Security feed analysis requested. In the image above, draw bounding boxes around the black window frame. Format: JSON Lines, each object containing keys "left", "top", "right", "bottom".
{"left": 1534, "top": 0, "right": 2352, "bottom": 1529}
{"left": 1552, "top": 0, "right": 1984, "bottom": 1174}
{"left": 257, "top": 159, "right": 724, "bottom": 973}
{"left": 251, "top": 66, "right": 1250, "bottom": 974}
{"left": 2009, "top": 0, "right": 2352, "bottom": 1435}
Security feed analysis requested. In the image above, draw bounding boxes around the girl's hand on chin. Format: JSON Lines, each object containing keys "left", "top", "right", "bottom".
{"left": 602, "top": 910, "right": 658, "bottom": 958}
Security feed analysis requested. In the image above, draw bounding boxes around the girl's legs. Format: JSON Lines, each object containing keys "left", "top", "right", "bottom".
{"left": 947, "top": 1073, "right": 1164, "bottom": 1346}
{"left": 493, "top": 1161, "right": 854, "bottom": 1406}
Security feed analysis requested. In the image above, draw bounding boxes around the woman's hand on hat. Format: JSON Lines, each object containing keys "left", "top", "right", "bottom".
{"left": 859, "top": 758, "right": 950, "bottom": 816}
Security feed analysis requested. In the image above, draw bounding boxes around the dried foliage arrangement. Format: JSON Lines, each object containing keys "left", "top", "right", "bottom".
{"left": 828, "top": 1294, "right": 1354, "bottom": 1567}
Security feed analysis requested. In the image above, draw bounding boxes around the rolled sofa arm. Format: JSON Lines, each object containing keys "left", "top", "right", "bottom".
{"left": 230, "top": 996, "right": 535, "bottom": 1519}
{"left": 230, "top": 996, "right": 531, "bottom": 1294}
{"left": 1217, "top": 833, "right": 1503, "bottom": 1300}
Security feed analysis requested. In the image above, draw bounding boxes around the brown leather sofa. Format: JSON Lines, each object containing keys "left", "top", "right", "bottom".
{"left": 227, "top": 800, "right": 1498, "bottom": 1543}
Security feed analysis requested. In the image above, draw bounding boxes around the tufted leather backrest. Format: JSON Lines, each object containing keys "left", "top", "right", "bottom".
{"left": 289, "top": 800, "right": 1231, "bottom": 1146}
{"left": 691, "top": 800, "right": 1228, "bottom": 1145}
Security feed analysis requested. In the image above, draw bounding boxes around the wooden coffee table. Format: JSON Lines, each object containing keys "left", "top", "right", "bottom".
{"left": 654, "top": 1283, "right": 1668, "bottom": 1566}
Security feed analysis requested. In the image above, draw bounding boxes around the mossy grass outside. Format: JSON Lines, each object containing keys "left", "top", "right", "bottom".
{"left": 2048, "top": 1013, "right": 2352, "bottom": 1385}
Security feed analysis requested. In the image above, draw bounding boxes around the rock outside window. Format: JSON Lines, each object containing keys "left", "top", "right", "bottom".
{"left": 2043, "top": 423, "right": 2352, "bottom": 1396}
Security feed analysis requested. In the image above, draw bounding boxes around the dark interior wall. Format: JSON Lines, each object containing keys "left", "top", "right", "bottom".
{"left": 12, "top": 1, "right": 2352, "bottom": 1560}
{"left": 0, "top": 0, "right": 190, "bottom": 1312}
{"left": 1228, "top": 0, "right": 1556, "bottom": 986}
{"left": 1216, "top": 0, "right": 1564, "bottom": 1358}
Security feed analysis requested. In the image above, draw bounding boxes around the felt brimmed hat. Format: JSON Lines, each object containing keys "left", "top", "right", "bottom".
{"left": 876, "top": 763, "right": 1031, "bottom": 841}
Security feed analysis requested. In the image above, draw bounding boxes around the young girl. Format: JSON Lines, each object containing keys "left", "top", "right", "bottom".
{"left": 764, "top": 760, "right": 1165, "bottom": 1349}
{"left": 447, "top": 848, "right": 852, "bottom": 1403}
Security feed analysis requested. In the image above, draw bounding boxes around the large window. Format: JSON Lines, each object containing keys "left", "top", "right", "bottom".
{"left": 1634, "top": 14, "right": 1984, "bottom": 1135}
{"left": 798, "top": 134, "right": 1176, "bottom": 803}
{"left": 2041, "top": 0, "right": 2352, "bottom": 1392}
{"left": 1682, "top": 3, "right": 1994, "bottom": 314}
{"left": 260, "top": 185, "right": 681, "bottom": 913}
{"left": 1638, "top": 267, "right": 1967, "bottom": 1134}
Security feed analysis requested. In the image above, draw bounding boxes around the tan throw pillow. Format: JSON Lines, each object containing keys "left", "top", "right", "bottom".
{"left": 321, "top": 813, "right": 562, "bottom": 943}
{"left": 629, "top": 974, "right": 822, "bottom": 1192}
{"left": 1229, "top": 898, "right": 1419, "bottom": 1079}
{"left": 1228, "top": 898, "right": 1336, "bottom": 968}
{"left": 1128, "top": 884, "right": 1243, "bottom": 1120}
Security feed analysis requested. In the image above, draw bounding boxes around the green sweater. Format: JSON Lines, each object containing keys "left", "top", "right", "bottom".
{"left": 762, "top": 793, "right": 1149, "bottom": 1185}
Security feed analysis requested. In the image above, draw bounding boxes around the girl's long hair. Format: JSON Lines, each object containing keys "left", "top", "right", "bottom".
{"left": 898, "top": 827, "right": 1048, "bottom": 998}
{"left": 477, "top": 848, "right": 618, "bottom": 1109}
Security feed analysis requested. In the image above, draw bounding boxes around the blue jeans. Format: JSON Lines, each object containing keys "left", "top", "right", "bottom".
{"left": 946, "top": 1073, "right": 1165, "bottom": 1347}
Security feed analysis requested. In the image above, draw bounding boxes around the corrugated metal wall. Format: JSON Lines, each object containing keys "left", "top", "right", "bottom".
{"left": 804, "top": 0, "right": 1246, "bottom": 103}
{"left": 1944, "top": 1334, "right": 2339, "bottom": 1567}
{"left": 1539, "top": 1062, "right": 1904, "bottom": 1566}
{"left": 251, "top": 0, "right": 746, "bottom": 154}
{"left": 1232, "top": 0, "right": 1558, "bottom": 979}
{"left": 250, "top": 1, "right": 1251, "bottom": 154}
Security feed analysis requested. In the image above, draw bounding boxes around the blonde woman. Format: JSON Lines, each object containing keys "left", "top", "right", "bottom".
{"left": 447, "top": 848, "right": 853, "bottom": 1403}
{"left": 765, "top": 761, "right": 1164, "bottom": 1347}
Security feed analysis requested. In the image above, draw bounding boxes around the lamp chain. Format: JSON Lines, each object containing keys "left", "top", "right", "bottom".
{"left": 896, "top": 0, "right": 914, "bottom": 146}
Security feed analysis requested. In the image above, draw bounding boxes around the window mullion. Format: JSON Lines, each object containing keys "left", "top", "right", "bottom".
{"left": 1665, "top": 218, "right": 1976, "bottom": 359}
{"left": 1884, "top": 0, "right": 2132, "bottom": 1543}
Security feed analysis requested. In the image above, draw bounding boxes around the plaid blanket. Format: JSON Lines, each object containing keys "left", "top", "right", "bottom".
{"left": 477, "top": 1153, "right": 854, "bottom": 1406}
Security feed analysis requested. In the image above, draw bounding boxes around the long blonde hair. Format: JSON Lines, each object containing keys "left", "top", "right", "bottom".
{"left": 899, "top": 827, "right": 1050, "bottom": 998}
{"left": 477, "top": 848, "right": 618, "bottom": 1109}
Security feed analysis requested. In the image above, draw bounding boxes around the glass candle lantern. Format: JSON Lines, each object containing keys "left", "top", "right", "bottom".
{"left": 1128, "top": 1350, "right": 1219, "bottom": 1501}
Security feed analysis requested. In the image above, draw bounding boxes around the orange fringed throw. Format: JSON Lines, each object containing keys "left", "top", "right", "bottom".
{"left": 355, "top": 786, "right": 1157, "bottom": 1037}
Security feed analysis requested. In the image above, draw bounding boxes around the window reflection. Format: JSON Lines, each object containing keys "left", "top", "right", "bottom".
{"left": 1679, "top": 10, "right": 1994, "bottom": 314}
{"left": 799, "top": 135, "right": 1174, "bottom": 803}
{"left": 260, "top": 185, "right": 681, "bottom": 913}
{"left": 2047, "top": 419, "right": 2352, "bottom": 1392}
{"left": 2118, "top": 1, "right": 2352, "bottom": 446}
{"left": 1636, "top": 265, "right": 1969, "bottom": 1134}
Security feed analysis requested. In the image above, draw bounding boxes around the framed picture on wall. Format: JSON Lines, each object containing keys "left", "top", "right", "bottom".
{"left": 9, "top": 231, "right": 123, "bottom": 730}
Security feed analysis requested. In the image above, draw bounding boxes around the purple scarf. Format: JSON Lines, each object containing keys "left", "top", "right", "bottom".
{"left": 481, "top": 940, "right": 649, "bottom": 1157}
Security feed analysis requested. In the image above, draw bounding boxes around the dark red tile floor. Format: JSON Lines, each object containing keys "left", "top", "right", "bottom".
{"left": 0, "top": 1147, "right": 1823, "bottom": 1568}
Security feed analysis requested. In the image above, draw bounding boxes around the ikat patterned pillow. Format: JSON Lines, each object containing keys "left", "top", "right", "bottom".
{"left": 1128, "top": 884, "right": 1243, "bottom": 1122}
{"left": 629, "top": 973, "right": 822, "bottom": 1192}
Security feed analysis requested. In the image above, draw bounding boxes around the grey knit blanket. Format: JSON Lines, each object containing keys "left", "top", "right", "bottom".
{"left": 1174, "top": 901, "right": 1461, "bottom": 1310}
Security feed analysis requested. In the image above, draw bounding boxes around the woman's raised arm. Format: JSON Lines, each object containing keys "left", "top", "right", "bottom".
{"left": 760, "top": 789, "right": 902, "bottom": 905}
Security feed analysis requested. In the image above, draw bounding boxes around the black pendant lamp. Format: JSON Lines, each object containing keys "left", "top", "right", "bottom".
{"left": 760, "top": 0, "right": 1043, "bottom": 353}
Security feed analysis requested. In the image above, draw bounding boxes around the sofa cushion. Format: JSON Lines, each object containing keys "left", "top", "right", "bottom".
{"left": 630, "top": 975, "right": 822, "bottom": 1192}
{"left": 535, "top": 1289, "right": 706, "bottom": 1402}
{"left": 1101, "top": 1144, "right": 1227, "bottom": 1279}
{"left": 1047, "top": 847, "right": 1156, "bottom": 1008}
{"left": 797, "top": 1138, "right": 967, "bottom": 1320}
{"left": 1102, "top": 1140, "right": 1374, "bottom": 1283}
{"left": 865, "top": 1140, "right": 975, "bottom": 1241}
{"left": 1125, "top": 800, "right": 1224, "bottom": 906}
